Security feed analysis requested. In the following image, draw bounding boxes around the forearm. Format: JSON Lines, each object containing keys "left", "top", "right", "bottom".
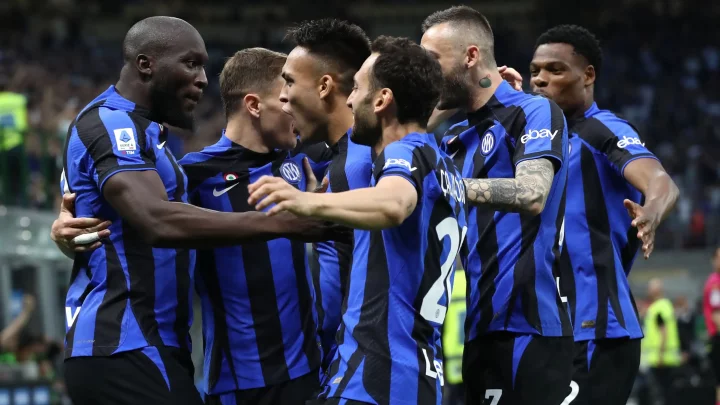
{"left": 464, "top": 158, "right": 555, "bottom": 215}
{"left": 309, "top": 189, "right": 410, "bottom": 230}
{"left": 143, "top": 202, "right": 288, "bottom": 248}
{"left": 642, "top": 171, "right": 678, "bottom": 222}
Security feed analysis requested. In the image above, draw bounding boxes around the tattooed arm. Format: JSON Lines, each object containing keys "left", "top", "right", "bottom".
{"left": 464, "top": 158, "right": 555, "bottom": 215}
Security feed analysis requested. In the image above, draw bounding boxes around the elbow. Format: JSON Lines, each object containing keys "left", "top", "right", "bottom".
{"left": 523, "top": 194, "right": 548, "bottom": 216}
{"left": 383, "top": 202, "right": 408, "bottom": 228}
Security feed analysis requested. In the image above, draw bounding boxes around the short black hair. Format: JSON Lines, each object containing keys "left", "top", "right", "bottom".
{"left": 535, "top": 25, "right": 603, "bottom": 75}
{"left": 369, "top": 36, "right": 442, "bottom": 127}
{"left": 422, "top": 5, "right": 496, "bottom": 68}
{"left": 284, "top": 18, "right": 371, "bottom": 95}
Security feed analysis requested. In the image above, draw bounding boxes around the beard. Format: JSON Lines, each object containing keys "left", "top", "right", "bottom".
{"left": 149, "top": 79, "right": 196, "bottom": 130}
{"left": 436, "top": 66, "right": 472, "bottom": 111}
{"left": 350, "top": 111, "right": 382, "bottom": 148}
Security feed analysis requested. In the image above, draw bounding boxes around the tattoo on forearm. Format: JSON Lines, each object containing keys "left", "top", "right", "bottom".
{"left": 464, "top": 159, "right": 555, "bottom": 212}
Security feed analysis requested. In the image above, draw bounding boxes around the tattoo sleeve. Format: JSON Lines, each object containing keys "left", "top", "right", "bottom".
{"left": 464, "top": 158, "right": 555, "bottom": 214}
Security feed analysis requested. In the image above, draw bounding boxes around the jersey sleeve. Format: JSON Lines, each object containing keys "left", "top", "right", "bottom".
{"left": 600, "top": 120, "right": 658, "bottom": 176}
{"left": 373, "top": 141, "right": 427, "bottom": 194}
{"left": 513, "top": 98, "right": 566, "bottom": 171}
{"left": 75, "top": 109, "right": 156, "bottom": 191}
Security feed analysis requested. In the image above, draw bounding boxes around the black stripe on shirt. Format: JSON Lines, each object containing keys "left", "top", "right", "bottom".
{"left": 229, "top": 174, "right": 291, "bottom": 384}
{"left": 579, "top": 144, "right": 625, "bottom": 339}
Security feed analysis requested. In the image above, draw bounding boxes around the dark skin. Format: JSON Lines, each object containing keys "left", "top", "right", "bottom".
{"left": 530, "top": 42, "right": 679, "bottom": 259}
{"left": 52, "top": 22, "right": 346, "bottom": 254}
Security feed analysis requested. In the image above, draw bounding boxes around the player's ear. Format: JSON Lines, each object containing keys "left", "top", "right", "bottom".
{"left": 244, "top": 94, "right": 261, "bottom": 118}
{"left": 584, "top": 65, "right": 596, "bottom": 87}
{"left": 374, "top": 88, "right": 393, "bottom": 114}
{"left": 465, "top": 45, "right": 480, "bottom": 69}
{"left": 136, "top": 54, "right": 153, "bottom": 78}
{"left": 318, "top": 75, "right": 335, "bottom": 100}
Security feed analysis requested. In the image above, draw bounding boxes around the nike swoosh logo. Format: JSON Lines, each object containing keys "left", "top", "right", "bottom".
{"left": 213, "top": 183, "right": 239, "bottom": 197}
{"left": 157, "top": 141, "right": 166, "bottom": 149}
{"left": 449, "top": 150, "right": 459, "bottom": 159}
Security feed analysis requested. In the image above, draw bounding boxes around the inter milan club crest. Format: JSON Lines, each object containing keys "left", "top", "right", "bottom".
{"left": 223, "top": 173, "right": 238, "bottom": 182}
{"left": 280, "top": 161, "right": 301, "bottom": 184}
{"left": 481, "top": 131, "right": 495, "bottom": 156}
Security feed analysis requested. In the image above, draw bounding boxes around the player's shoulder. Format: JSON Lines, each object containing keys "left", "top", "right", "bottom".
{"left": 179, "top": 136, "right": 234, "bottom": 167}
{"left": 585, "top": 106, "right": 638, "bottom": 136}
{"left": 502, "top": 90, "right": 558, "bottom": 116}
{"left": 291, "top": 140, "right": 334, "bottom": 163}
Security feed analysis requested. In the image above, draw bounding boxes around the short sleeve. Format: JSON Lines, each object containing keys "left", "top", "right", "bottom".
{"left": 74, "top": 108, "right": 156, "bottom": 191}
{"left": 373, "top": 141, "right": 426, "bottom": 194}
{"left": 600, "top": 121, "right": 657, "bottom": 176}
{"left": 513, "top": 98, "right": 566, "bottom": 171}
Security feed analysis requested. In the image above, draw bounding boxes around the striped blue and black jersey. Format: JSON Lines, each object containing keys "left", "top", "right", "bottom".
{"left": 311, "top": 131, "right": 373, "bottom": 371}
{"left": 560, "top": 103, "right": 657, "bottom": 341}
{"left": 442, "top": 81, "right": 572, "bottom": 341}
{"left": 61, "top": 85, "right": 195, "bottom": 358}
{"left": 180, "top": 132, "right": 332, "bottom": 394}
{"left": 321, "top": 132, "right": 468, "bottom": 405}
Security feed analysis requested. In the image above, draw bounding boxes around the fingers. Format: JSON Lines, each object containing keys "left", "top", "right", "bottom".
{"left": 247, "top": 175, "right": 280, "bottom": 195}
{"left": 316, "top": 176, "right": 329, "bottom": 194}
{"left": 248, "top": 176, "right": 285, "bottom": 204}
{"left": 65, "top": 217, "right": 109, "bottom": 229}
{"left": 75, "top": 241, "right": 103, "bottom": 252}
{"left": 623, "top": 199, "right": 639, "bottom": 220}
{"left": 267, "top": 201, "right": 291, "bottom": 216}
{"left": 498, "top": 65, "right": 507, "bottom": 73}
{"left": 73, "top": 232, "right": 101, "bottom": 246}
{"left": 303, "top": 157, "right": 318, "bottom": 192}
{"left": 61, "top": 193, "right": 76, "bottom": 214}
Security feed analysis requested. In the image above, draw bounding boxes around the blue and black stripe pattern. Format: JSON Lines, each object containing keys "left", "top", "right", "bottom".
{"left": 320, "top": 132, "right": 468, "bottom": 405}
{"left": 180, "top": 134, "right": 331, "bottom": 394}
{"left": 312, "top": 131, "right": 373, "bottom": 372}
{"left": 61, "top": 86, "right": 194, "bottom": 358}
{"left": 441, "top": 81, "right": 573, "bottom": 341}
{"left": 560, "top": 102, "right": 657, "bottom": 342}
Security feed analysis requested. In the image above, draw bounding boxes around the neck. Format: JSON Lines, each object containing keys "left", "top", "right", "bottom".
{"left": 115, "top": 67, "right": 151, "bottom": 110}
{"left": 325, "top": 96, "right": 355, "bottom": 146}
{"left": 568, "top": 88, "right": 596, "bottom": 121}
{"left": 374, "top": 120, "right": 425, "bottom": 156}
{"left": 467, "top": 69, "right": 503, "bottom": 112}
{"left": 225, "top": 114, "right": 271, "bottom": 153}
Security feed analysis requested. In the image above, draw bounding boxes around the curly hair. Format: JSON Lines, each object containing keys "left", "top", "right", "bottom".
{"left": 369, "top": 36, "right": 442, "bottom": 127}
{"left": 535, "top": 25, "right": 603, "bottom": 75}
{"left": 284, "top": 19, "right": 371, "bottom": 95}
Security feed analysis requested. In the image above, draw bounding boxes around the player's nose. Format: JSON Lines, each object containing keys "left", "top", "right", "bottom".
{"left": 531, "top": 72, "right": 548, "bottom": 89}
{"left": 195, "top": 68, "right": 208, "bottom": 90}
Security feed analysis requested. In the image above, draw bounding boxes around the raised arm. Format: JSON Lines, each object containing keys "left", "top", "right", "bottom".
{"left": 464, "top": 157, "right": 555, "bottom": 215}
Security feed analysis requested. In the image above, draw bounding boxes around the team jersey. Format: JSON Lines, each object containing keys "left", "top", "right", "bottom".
{"left": 312, "top": 131, "right": 373, "bottom": 370}
{"left": 180, "top": 132, "right": 331, "bottom": 394}
{"left": 442, "top": 81, "right": 572, "bottom": 341}
{"left": 61, "top": 85, "right": 195, "bottom": 358}
{"left": 703, "top": 272, "right": 720, "bottom": 338}
{"left": 320, "top": 132, "right": 468, "bottom": 405}
{"left": 559, "top": 102, "right": 657, "bottom": 341}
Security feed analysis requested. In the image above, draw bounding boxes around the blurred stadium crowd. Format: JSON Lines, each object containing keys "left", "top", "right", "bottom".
{"left": 1, "top": 0, "right": 719, "bottom": 252}
{"left": 0, "top": 0, "right": 719, "bottom": 404}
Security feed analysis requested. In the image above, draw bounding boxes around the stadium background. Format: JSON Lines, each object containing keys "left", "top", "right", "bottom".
{"left": 0, "top": 0, "right": 718, "bottom": 403}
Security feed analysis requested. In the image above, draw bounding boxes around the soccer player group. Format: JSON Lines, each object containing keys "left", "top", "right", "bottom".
{"left": 49, "top": 5, "right": 679, "bottom": 405}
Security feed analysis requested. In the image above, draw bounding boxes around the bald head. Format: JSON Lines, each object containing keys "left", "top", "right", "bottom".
{"left": 122, "top": 16, "right": 202, "bottom": 63}
{"left": 422, "top": 6, "right": 496, "bottom": 69}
